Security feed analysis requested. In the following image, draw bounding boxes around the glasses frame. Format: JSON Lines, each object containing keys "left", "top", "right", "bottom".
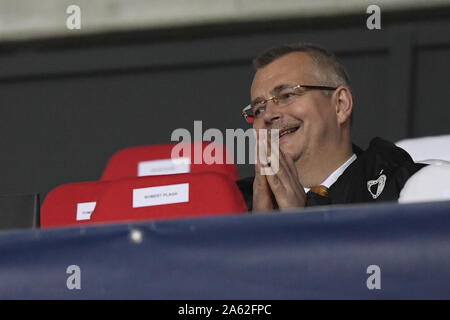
{"left": 241, "top": 84, "right": 338, "bottom": 123}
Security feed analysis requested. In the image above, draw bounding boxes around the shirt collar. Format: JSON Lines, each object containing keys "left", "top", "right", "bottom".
{"left": 304, "top": 154, "right": 357, "bottom": 193}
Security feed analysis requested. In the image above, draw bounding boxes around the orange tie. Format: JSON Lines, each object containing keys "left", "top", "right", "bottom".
{"left": 309, "top": 185, "right": 329, "bottom": 197}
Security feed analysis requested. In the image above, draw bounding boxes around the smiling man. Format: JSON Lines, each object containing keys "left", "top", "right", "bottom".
{"left": 237, "top": 43, "right": 425, "bottom": 211}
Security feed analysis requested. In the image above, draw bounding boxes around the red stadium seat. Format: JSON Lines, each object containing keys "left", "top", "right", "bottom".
{"left": 41, "top": 181, "right": 110, "bottom": 228}
{"left": 100, "top": 142, "right": 239, "bottom": 181}
{"left": 91, "top": 172, "right": 247, "bottom": 224}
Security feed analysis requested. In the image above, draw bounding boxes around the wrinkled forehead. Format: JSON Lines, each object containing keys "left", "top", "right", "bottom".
{"left": 250, "top": 52, "right": 318, "bottom": 99}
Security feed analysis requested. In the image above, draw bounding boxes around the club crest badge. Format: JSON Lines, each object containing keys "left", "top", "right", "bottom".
{"left": 367, "top": 170, "right": 387, "bottom": 199}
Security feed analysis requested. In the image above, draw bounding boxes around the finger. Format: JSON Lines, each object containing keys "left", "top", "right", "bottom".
{"left": 261, "top": 131, "right": 297, "bottom": 192}
{"left": 257, "top": 130, "right": 269, "bottom": 167}
{"left": 254, "top": 164, "right": 270, "bottom": 189}
{"left": 265, "top": 157, "right": 289, "bottom": 192}
{"left": 253, "top": 168, "right": 276, "bottom": 212}
{"left": 272, "top": 147, "right": 298, "bottom": 188}
{"left": 281, "top": 149, "right": 299, "bottom": 180}
{"left": 267, "top": 149, "right": 306, "bottom": 204}
{"left": 265, "top": 140, "right": 298, "bottom": 191}
{"left": 280, "top": 150, "right": 306, "bottom": 199}
{"left": 254, "top": 135, "right": 272, "bottom": 190}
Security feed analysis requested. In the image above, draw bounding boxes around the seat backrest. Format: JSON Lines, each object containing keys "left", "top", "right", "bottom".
{"left": 396, "top": 135, "right": 450, "bottom": 163}
{"left": 100, "top": 142, "right": 239, "bottom": 181}
{"left": 91, "top": 172, "right": 247, "bottom": 224}
{"left": 399, "top": 162, "right": 450, "bottom": 203}
{"left": 41, "top": 181, "right": 110, "bottom": 228}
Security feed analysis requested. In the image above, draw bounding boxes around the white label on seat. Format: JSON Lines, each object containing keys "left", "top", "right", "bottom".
{"left": 138, "top": 157, "right": 190, "bottom": 176}
{"left": 76, "top": 202, "right": 96, "bottom": 221}
{"left": 133, "top": 183, "right": 189, "bottom": 208}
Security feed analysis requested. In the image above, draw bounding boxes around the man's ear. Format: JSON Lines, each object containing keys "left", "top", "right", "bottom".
{"left": 334, "top": 86, "right": 353, "bottom": 125}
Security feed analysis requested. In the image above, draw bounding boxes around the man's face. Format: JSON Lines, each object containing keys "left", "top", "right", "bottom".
{"left": 251, "top": 52, "right": 339, "bottom": 163}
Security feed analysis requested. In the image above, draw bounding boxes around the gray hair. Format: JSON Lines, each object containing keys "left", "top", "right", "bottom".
{"left": 253, "top": 43, "right": 351, "bottom": 90}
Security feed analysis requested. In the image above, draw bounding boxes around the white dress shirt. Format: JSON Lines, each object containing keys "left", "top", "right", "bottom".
{"left": 304, "top": 154, "right": 357, "bottom": 193}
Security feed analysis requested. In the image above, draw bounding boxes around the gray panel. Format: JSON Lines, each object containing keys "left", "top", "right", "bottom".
{"left": 412, "top": 47, "right": 450, "bottom": 137}
{"left": 0, "top": 194, "right": 39, "bottom": 230}
{"left": 0, "top": 25, "right": 388, "bottom": 79}
{"left": 341, "top": 53, "right": 389, "bottom": 149}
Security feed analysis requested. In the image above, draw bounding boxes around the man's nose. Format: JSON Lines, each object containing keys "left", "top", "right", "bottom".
{"left": 262, "top": 101, "right": 282, "bottom": 124}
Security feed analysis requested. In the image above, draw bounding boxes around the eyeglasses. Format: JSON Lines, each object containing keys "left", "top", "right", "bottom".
{"left": 241, "top": 84, "right": 337, "bottom": 123}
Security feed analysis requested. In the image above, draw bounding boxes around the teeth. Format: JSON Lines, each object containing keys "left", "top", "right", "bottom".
{"left": 280, "top": 127, "right": 299, "bottom": 137}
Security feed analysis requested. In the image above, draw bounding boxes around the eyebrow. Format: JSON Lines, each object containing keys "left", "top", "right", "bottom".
{"left": 250, "top": 83, "right": 295, "bottom": 105}
{"left": 272, "top": 84, "right": 294, "bottom": 93}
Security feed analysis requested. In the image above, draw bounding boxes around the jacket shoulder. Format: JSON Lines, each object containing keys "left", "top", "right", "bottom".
{"left": 366, "top": 137, "right": 416, "bottom": 166}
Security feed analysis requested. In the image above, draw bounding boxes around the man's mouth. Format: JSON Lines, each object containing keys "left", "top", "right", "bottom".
{"left": 279, "top": 126, "right": 300, "bottom": 140}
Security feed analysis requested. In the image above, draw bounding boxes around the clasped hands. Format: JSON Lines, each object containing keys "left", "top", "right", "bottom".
{"left": 253, "top": 132, "right": 306, "bottom": 212}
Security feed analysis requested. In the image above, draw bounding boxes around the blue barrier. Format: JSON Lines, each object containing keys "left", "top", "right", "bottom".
{"left": 0, "top": 201, "right": 449, "bottom": 299}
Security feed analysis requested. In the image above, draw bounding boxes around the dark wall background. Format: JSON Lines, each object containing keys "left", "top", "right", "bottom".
{"left": 0, "top": 9, "right": 449, "bottom": 200}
